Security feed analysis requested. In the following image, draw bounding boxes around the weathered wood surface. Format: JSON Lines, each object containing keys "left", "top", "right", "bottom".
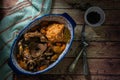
{"left": 74, "top": 25, "right": 120, "bottom": 41}
{"left": 15, "top": 74, "right": 120, "bottom": 80}
{"left": 46, "top": 58, "right": 120, "bottom": 75}
{"left": 51, "top": 0, "right": 120, "bottom": 78}
{"left": 67, "top": 41, "right": 120, "bottom": 58}
{"left": 51, "top": 9, "right": 120, "bottom": 25}
{"left": 52, "top": 0, "right": 120, "bottom": 9}
{"left": 51, "top": 0, "right": 120, "bottom": 25}
{"left": 15, "top": 0, "right": 120, "bottom": 80}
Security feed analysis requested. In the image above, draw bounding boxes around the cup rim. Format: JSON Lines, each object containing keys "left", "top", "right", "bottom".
{"left": 84, "top": 6, "right": 105, "bottom": 27}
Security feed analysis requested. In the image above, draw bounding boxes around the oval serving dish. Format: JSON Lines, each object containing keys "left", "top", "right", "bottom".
{"left": 9, "top": 13, "right": 76, "bottom": 75}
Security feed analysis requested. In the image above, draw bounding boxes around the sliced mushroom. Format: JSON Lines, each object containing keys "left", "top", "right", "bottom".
{"left": 30, "top": 50, "right": 43, "bottom": 58}
{"left": 44, "top": 52, "right": 53, "bottom": 56}
{"left": 40, "top": 35, "right": 48, "bottom": 42}
{"left": 27, "top": 60, "right": 36, "bottom": 71}
{"left": 30, "top": 43, "right": 47, "bottom": 58}
{"left": 38, "top": 43, "right": 47, "bottom": 53}
{"left": 40, "top": 60, "right": 50, "bottom": 66}
{"left": 24, "top": 31, "right": 42, "bottom": 41}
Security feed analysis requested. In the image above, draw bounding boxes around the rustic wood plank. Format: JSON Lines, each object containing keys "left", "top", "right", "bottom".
{"left": 67, "top": 41, "right": 120, "bottom": 58}
{"left": 14, "top": 74, "right": 120, "bottom": 80}
{"left": 71, "top": 75, "right": 120, "bottom": 80}
{"left": 74, "top": 25, "right": 120, "bottom": 41}
{"left": 51, "top": 9, "right": 120, "bottom": 25}
{"left": 46, "top": 58, "right": 120, "bottom": 75}
{"left": 15, "top": 1, "right": 120, "bottom": 80}
{"left": 52, "top": 0, "right": 120, "bottom": 9}
{"left": 52, "top": 0, "right": 71, "bottom": 9}
{"left": 51, "top": 9, "right": 84, "bottom": 24}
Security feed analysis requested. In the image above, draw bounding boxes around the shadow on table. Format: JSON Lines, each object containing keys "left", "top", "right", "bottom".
{"left": 14, "top": 74, "right": 75, "bottom": 80}
{"left": 89, "top": 25, "right": 120, "bottom": 41}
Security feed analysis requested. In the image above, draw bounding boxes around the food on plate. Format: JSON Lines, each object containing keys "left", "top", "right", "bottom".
{"left": 46, "top": 23, "right": 64, "bottom": 42}
{"left": 16, "top": 21, "right": 71, "bottom": 72}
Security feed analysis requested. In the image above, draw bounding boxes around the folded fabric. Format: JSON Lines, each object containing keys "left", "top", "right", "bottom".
{"left": 0, "top": 0, "right": 52, "bottom": 80}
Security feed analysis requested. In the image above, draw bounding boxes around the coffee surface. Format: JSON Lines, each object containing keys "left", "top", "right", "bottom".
{"left": 87, "top": 12, "right": 100, "bottom": 24}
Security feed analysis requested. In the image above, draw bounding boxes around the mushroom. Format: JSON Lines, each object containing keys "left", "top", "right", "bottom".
{"left": 24, "top": 31, "right": 42, "bottom": 41}
{"left": 44, "top": 52, "right": 53, "bottom": 56}
{"left": 27, "top": 60, "right": 36, "bottom": 71}
{"left": 30, "top": 43, "right": 47, "bottom": 58}
{"left": 40, "top": 35, "right": 48, "bottom": 42}
{"left": 37, "top": 43, "right": 47, "bottom": 53}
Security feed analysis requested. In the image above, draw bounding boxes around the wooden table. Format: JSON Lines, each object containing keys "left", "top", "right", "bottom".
{"left": 14, "top": 0, "right": 120, "bottom": 80}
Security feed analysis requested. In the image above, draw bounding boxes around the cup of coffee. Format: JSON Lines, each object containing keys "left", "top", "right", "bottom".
{"left": 84, "top": 6, "right": 105, "bottom": 27}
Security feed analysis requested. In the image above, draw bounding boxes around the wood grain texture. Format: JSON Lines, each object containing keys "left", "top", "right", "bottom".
{"left": 51, "top": 9, "right": 120, "bottom": 25}
{"left": 46, "top": 58, "right": 120, "bottom": 75}
{"left": 52, "top": 0, "right": 120, "bottom": 9}
{"left": 14, "top": 74, "right": 120, "bottom": 80}
{"left": 14, "top": 0, "right": 120, "bottom": 80}
{"left": 74, "top": 25, "right": 120, "bottom": 41}
{"left": 67, "top": 41, "right": 120, "bottom": 58}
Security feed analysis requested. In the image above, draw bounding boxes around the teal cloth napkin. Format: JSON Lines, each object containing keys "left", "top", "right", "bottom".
{"left": 0, "top": 0, "right": 52, "bottom": 80}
